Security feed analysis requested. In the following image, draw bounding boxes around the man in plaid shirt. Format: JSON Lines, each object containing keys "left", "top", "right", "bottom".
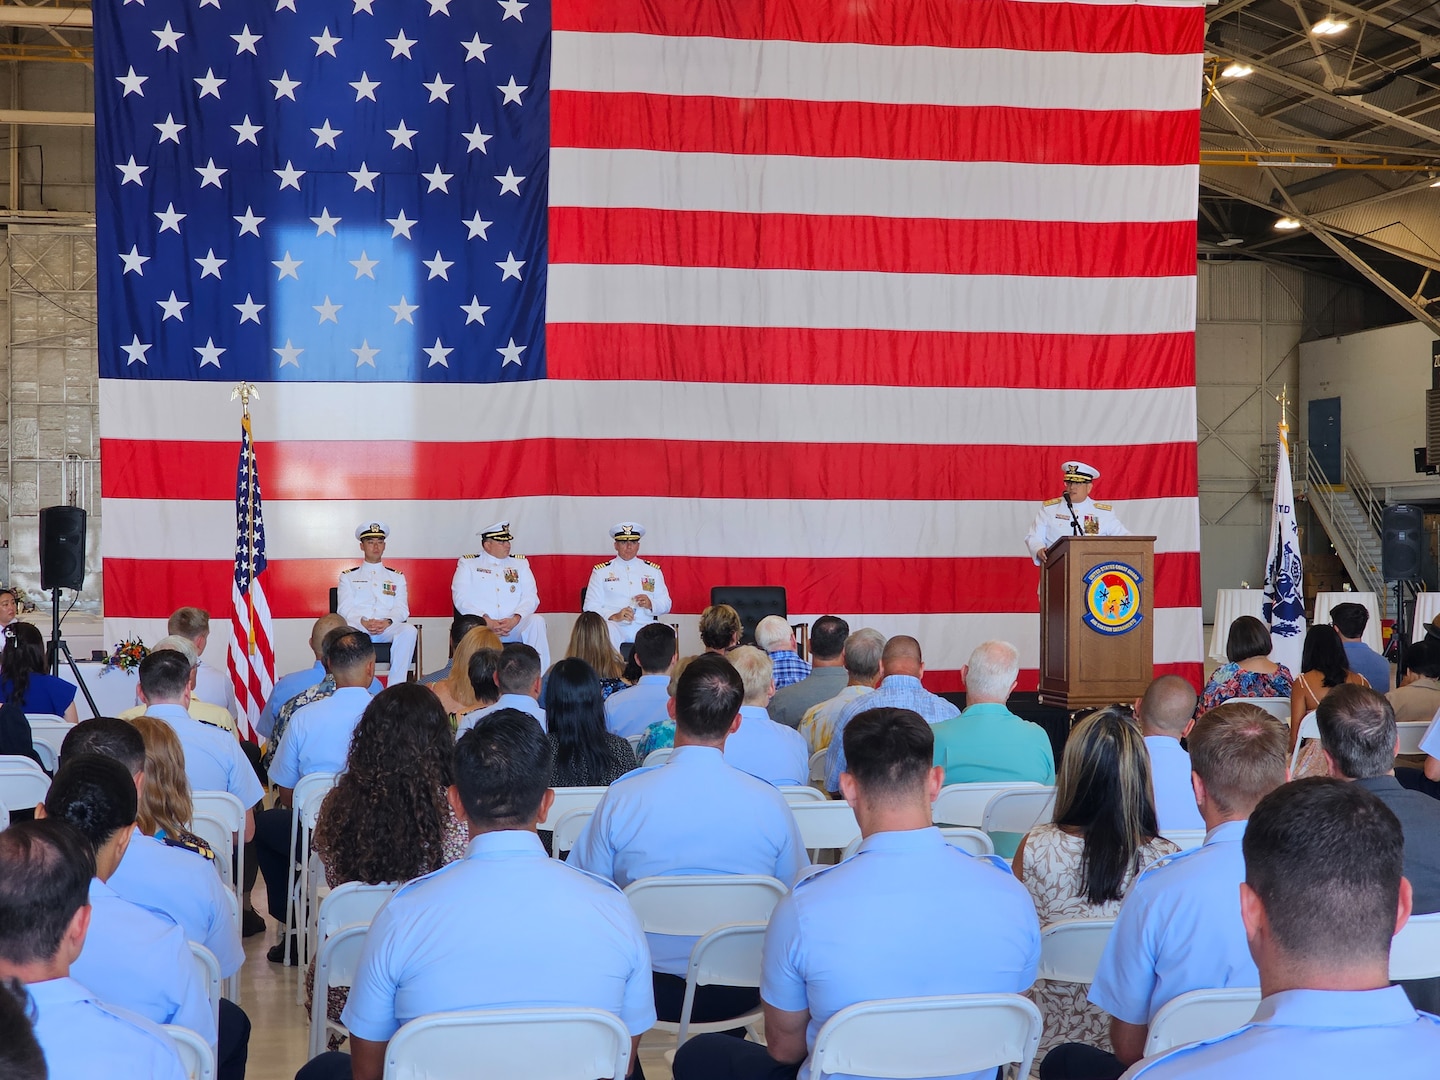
{"left": 757, "top": 615, "right": 811, "bottom": 690}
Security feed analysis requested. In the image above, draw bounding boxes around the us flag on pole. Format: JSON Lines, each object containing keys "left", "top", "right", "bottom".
{"left": 96, "top": 0, "right": 1206, "bottom": 692}
{"left": 227, "top": 410, "right": 272, "bottom": 742}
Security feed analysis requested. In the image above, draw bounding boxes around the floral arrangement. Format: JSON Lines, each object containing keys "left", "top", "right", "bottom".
{"left": 102, "top": 636, "right": 148, "bottom": 675}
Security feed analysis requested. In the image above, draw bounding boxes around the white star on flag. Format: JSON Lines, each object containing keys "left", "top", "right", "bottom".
{"left": 424, "top": 251, "right": 453, "bottom": 280}
{"left": 423, "top": 165, "right": 453, "bottom": 193}
{"left": 496, "top": 251, "right": 524, "bottom": 281}
{"left": 122, "top": 334, "right": 152, "bottom": 365}
{"left": 117, "top": 156, "right": 148, "bottom": 185}
{"left": 463, "top": 125, "right": 493, "bottom": 153}
{"left": 119, "top": 245, "right": 149, "bottom": 275}
{"left": 275, "top": 161, "right": 305, "bottom": 190}
{"left": 155, "top": 202, "right": 186, "bottom": 232}
{"left": 387, "top": 120, "right": 417, "bottom": 149}
{"left": 234, "top": 294, "right": 265, "bottom": 324}
{"left": 498, "top": 77, "right": 527, "bottom": 105}
{"left": 352, "top": 340, "right": 379, "bottom": 367}
{"left": 312, "top": 28, "right": 341, "bottom": 57}
{"left": 232, "top": 116, "right": 263, "bottom": 145}
{"left": 311, "top": 120, "right": 342, "bottom": 149}
{"left": 196, "top": 158, "right": 227, "bottom": 188}
{"left": 272, "top": 251, "right": 302, "bottom": 280}
{"left": 157, "top": 291, "right": 189, "bottom": 321}
{"left": 464, "top": 213, "right": 493, "bottom": 239}
{"left": 314, "top": 296, "right": 342, "bottom": 323}
{"left": 311, "top": 208, "right": 341, "bottom": 236}
{"left": 194, "top": 68, "right": 225, "bottom": 98}
{"left": 275, "top": 340, "right": 303, "bottom": 367}
{"left": 495, "top": 167, "right": 524, "bottom": 195}
{"left": 117, "top": 66, "right": 147, "bottom": 96}
{"left": 463, "top": 35, "right": 492, "bottom": 61}
{"left": 350, "top": 72, "right": 380, "bottom": 101}
{"left": 424, "top": 338, "right": 453, "bottom": 367}
{"left": 424, "top": 74, "right": 453, "bottom": 102}
{"left": 498, "top": 0, "right": 528, "bottom": 22}
{"left": 271, "top": 70, "right": 300, "bottom": 100}
{"left": 195, "top": 249, "right": 226, "bottom": 279}
{"left": 461, "top": 297, "right": 490, "bottom": 324}
{"left": 349, "top": 162, "right": 379, "bottom": 191}
{"left": 350, "top": 251, "right": 379, "bottom": 279}
{"left": 153, "top": 21, "right": 184, "bottom": 51}
{"left": 386, "top": 210, "right": 416, "bottom": 239}
{"left": 390, "top": 296, "right": 418, "bottom": 323}
{"left": 497, "top": 338, "right": 527, "bottom": 366}
{"left": 387, "top": 30, "right": 416, "bottom": 59}
{"left": 195, "top": 338, "right": 225, "bottom": 368}
{"left": 235, "top": 207, "right": 265, "bottom": 237}
{"left": 155, "top": 114, "right": 185, "bottom": 143}
{"left": 232, "top": 25, "right": 261, "bottom": 54}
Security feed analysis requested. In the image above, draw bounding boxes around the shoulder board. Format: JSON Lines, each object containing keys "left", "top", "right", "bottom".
{"left": 161, "top": 833, "right": 216, "bottom": 862}
{"left": 1094, "top": 502, "right": 1113, "bottom": 510}
{"left": 594, "top": 560, "right": 610, "bottom": 570}
{"left": 511, "top": 553, "right": 527, "bottom": 560}
{"left": 390, "top": 566, "right": 405, "bottom": 576}
{"left": 643, "top": 559, "right": 662, "bottom": 570}
{"left": 563, "top": 863, "right": 626, "bottom": 894}
{"left": 1043, "top": 497, "right": 1063, "bottom": 506}
{"left": 462, "top": 553, "right": 479, "bottom": 560}
{"left": 342, "top": 565, "right": 361, "bottom": 574}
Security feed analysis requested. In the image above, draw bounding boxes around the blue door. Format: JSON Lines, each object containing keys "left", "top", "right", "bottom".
{"left": 1308, "top": 396, "right": 1342, "bottom": 481}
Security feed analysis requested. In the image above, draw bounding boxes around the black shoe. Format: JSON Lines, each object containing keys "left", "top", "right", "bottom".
{"left": 242, "top": 908, "right": 265, "bottom": 938}
{"left": 267, "top": 941, "right": 295, "bottom": 965}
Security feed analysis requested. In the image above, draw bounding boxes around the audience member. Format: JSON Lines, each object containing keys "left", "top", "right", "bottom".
{"left": 306, "top": 684, "right": 467, "bottom": 1050}
{"left": 39, "top": 755, "right": 222, "bottom": 1054}
{"left": 673, "top": 707, "right": 1041, "bottom": 1080}
{"left": 118, "top": 635, "right": 235, "bottom": 732}
{"left": 634, "top": 654, "right": 698, "bottom": 761}
{"left": 1134, "top": 675, "right": 1204, "bottom": 832}
{"left": 1291, "top": 623, "right": 1368, "bottom": 776}
{"left": 295, "top": 710, "right": 655, "bottom": 1080}
{"left": 570, "top": 655, "right": 808, "bottom": 1031}
{"left": 1316, "top": 683, "right": 1440, "bottom": 1012}
{"left": 0, "top": 586, "right": 18, "bottom": 631}
{"left": 1014, "top": 708, "right": 1177, "bottom": 1061}
{"left": 1042, "top": 702, "right": 1288, "bottom": 1079}
{"left": 604, "top": 623, "right": 678, "bottom": 738}
{"left": 931, "top": 640, "right": 1055, "bottom": 786}
{"left": 1404, "top": 705, "right": 1440, "bottom": 799}
{"left": 0, "top": 820, "right": 187, "bottom": 1080}
{"left": 723, "top": 646, "right": 810, "bottom": 786}
{"left": 1196, "top": 616, "right": 1292, "bottom": 716}
{"left": 698, "top": 604, "right": 742, "bottom": 654}
{"left": 259, "top": 614, "right": 384, "bottom": 741}
{"left": 799, "top": 628, "right": 885, "bottom": 754}
{"left": 0, "top": 976, "right": 45, "bottom": 1080}
{"left": 419, "top": 614, "right": 485, "bottom": 684}
{"left": 1389, "top": 637, "right": 1440, "bottom": 724}
{"left": 129, "top": 714, "right": 218, "bottom": 860}
{"left": 458, "top": 642, "right": 546, "bottom": 732}
{"left": 767, "top": 616, "right": 849, "bottom": 729}
{"left": 546, "top": 658, "right": 639, "bottom": 787}
{"left": 756, "top": 615, "right": 810, "bottom": 690}
{"left": 1122, "top": 779, "right": 1440, "bottom": 1077}
{"left": 167, "top": 606, "right": 237, "bottom": 719}
{"left": 824, "top": 636, "right": 958, "bottom": 793}
{"left": 558, "top": 610, "right": 628, "bottom": 698}
{"left": 0, "top": 622, "right": 77, "bottom": 724}
{"left": 431, "top": 625, "right": 504, "bottom": 726}
{"left": 1331, "top": 601, "right": 1390, "bottom": 692}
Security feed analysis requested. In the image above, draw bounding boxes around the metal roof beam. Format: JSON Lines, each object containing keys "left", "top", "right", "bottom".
{"left": 0, "top": 7, "right": 91, "bottom": 29}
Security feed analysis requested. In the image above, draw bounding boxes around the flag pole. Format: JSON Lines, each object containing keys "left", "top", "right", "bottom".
{"left": 231, "top": 382, "right": 259, "bottom": 655}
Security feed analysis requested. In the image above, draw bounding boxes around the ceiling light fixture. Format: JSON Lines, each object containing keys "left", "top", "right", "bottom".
{"left": 1311, "top": 16, "right": 1349, "bottom": 35}
{"left": 1274, "top": 217, "right": 1302, "bottom": 230}
{"left": 1221, "top": 62, "right": 1254, "bottom": 78}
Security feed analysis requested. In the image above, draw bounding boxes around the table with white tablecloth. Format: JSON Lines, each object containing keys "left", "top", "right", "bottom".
{"left": 1312, "top": 591, "right": 1384, "bottom": 654}
{"left": 1209, "top": 589, "right": 1268, "bottom": 662}
{"left": 56, "top": 662, "right": 141, "bottom": 720}
{"left": 1412, "top": 594, "right": 1440, "bottom": 640}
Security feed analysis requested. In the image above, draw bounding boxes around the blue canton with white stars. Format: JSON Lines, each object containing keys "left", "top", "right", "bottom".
{"left": 94, "top": 0, "right": 550, "bottom": 383}
{"left": 233, "top": 417, "right": 267, "bottom": 590}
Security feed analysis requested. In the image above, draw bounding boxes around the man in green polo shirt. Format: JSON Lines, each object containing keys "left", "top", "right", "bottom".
{"left": 932, "top": 641, "right": 1055, "bottom": 786}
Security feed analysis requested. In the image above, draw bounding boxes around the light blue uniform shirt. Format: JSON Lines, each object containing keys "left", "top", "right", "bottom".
{"left": 763, "top": 828, "right": 1041, "bottom": 1080}
{"left": 569, "top": 744, "right": 810, "bottom": 975}
{"left": 341, "top": 831, "right": 655, "bottom": 1041}
{"left": 27, "top": 976, "right": 187, "bottom": 1080}
{"left": 603, "top": 675, "right": 671, "bottom": 739}
{"left": 257, "top": 661, "right": 383, "bottom": 739}
{"left": 458, "top": 692, "right": 547, "bottom": 734}
{"left": 70, "top": 877, "right": 217, "bottom": 1047}
{"left": 1143, "top": 736, "right": 1204, "bottom": 833}
{"left": 269, "top": 685, "right": 372, "bottom": 788}
{"left": 725, "top": 705, "right": 810, "bottom": 786}
{"left": 1090, "top": 819, "right": 1258, "bottom": 1025}
{"left": 1122, "top": 986, "right": 1440, "bottom": 1079}
{"left": 825, "top": 675, "right": 959, "bottom": 790}
{"left": 145, "top": 703, "right": 263, "bottom": 807}
{"left": 108, "top": 828, "right": 243, "bottom": 979}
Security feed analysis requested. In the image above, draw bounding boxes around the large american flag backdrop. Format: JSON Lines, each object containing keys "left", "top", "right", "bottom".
{"left": 95, "top": 0, "right": 1205, "bottom": 694}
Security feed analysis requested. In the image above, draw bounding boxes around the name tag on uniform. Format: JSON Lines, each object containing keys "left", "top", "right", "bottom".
{"left": 642, "top": 577, "right": 655, "bottom": 592}
{"left": 505, "top": 569, "right": 519, "bottom": 584}
{"left": 382, "top": 582, "right": 396, "bottom": 596}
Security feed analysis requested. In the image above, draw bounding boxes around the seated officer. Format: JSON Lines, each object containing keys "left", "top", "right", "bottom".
{"left": 1124, "top": 779, "right": 1440, "bottom": 1078}
{"left": 337, "top": 521, "right": 419, "bottom": 682}
{"left": 570, "top": 654, "right": 809, "bottom": 1029}
{"left": 295, "top": 709, "right": 655, "bottom": 1080}
{"left": 673, "top": 707, "right": 1041, "bottom": 1080}
{"left": 38, "top": 756, "right": 222, "bottom": 1054}
{"left": 1044, "top": 702, "right": 1289, "bottom": 1079}
{"left": 0, "top": 819, "right": 187, "bottom": 1080}
{"left": 451, "top": 520, "right": 551, "bottom": 669}
{"left": 584, "top": 521, "right": 672, "bottom": 650}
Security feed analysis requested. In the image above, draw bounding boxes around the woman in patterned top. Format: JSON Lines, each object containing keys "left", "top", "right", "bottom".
{"left": 1012, "top": 707, "right": 1179, "bottom": 1067}
{"left": 129, "top": 714, "right": 216, "bottom": 861}
{"left": 1196, "top": 615, "right": 1294, "bottom": 716}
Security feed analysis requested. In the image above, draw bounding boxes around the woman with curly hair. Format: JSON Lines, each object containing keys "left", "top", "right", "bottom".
{"left": 306, "top": 683, "right": 467, "bottom": 1044}
{"left": 129, "top": 715, "right": 215, "bottom": 861}
{"left": 431, "top": 625, "right": 503, "bottom": 726}
{"left": 0, "top": 621, "right": 78, "bottom": 723}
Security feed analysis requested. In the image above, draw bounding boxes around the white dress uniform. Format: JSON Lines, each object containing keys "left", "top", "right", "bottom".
{"left": 585, "top": 556, "right": 672, "bottom": 648}
{"left": 451, "top": 550, "right": 550, "bottom": 669}
{"left": 337, "top": 562, "right": 417, "bottom": 678}
{"left": 1024, "top": 460, "right": 1131, "bottom": 565}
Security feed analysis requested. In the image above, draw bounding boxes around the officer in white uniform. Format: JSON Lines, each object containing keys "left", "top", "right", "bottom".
{"left": 451, "top": 520, "right": 550, "bottom": 669}
{"left": 584, "top": 522, "right": 673, "bottom": 649}
{"left": 1024, "top": 460, "right": 1130, "bottom": 565}
{"left": 337, "top": 521, "right": 418, "bottom": 681}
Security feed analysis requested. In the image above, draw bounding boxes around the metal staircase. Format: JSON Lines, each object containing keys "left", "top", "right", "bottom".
{"left": 1303, "top": 446, "right": 1390, "bottom": 619}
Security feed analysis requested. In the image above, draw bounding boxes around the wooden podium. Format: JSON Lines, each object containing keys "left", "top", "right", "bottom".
{"left": 1039, "top": 536, "right": 1156, "bottom": 710}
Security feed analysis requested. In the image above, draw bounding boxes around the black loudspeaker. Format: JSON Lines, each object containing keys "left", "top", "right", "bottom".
{"left": 1382, "top": 504, "right": 1424, "bottom": 582}
{"left": 39, "top": 505, "right": 86, "bottom": 592}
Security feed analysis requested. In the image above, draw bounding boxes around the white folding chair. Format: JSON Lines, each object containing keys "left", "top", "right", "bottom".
{"left": 981, "top": 789, "right": 1057, "bottom": 837}
{"left": 625, "top": 733, "right": 644, "bottom": 757}
{"left": 187, "top": 941, "right": 222, "bottom": 1036}
{"left": 807, "top": 994, "right": 1044, "bottom": 1080}
{"left": 1161, "top": 829, "right": 1207, "bottom": 851}
{"left": 1390, "top": 911, "right": 1440, "bottom": 981}
{"left": 382, "top": 1008, "right": 632, "bottom": 1080}
{"left": 1142, "top": 987, "right": 1261, "bottom": 1057}
{"left": 779, "top": 785, "right": 827, "bottom": 805}
{"left": 840, "top": 826, "right": 996, "bottom": 861}
{"left": 219, "top": 888, "right": 241, "bottom": 1004}
{"left": 0, "top": 803, "right": 8, "bottom": 829}
{"left": 932, "top": 782, "right": 1048, "bottom": 827}
{"left": 1037, "top": 919, "right": 1115, "bottom": 985}
{"left": 675, "top": 922, "right": 768, "bottom": 1045}
{"left": 551, "top": 807, "right": 596, "bottom": 859}
{"left": 0, "top": 756, "right": 50, "bottom": 811}
{"left": 165, "top": 1024, "right": 217, "bottom": 1080}
{"left": 25, "top": 714, "right": 69, "bottom": 772}
{"left": 307, "top": 881, "right": 400, "bottom": 1056}
{"left": 1397, "top": 721, "right": 1430, "bottom": 757}
{"left": 191, "top": 790, "right": 246, "bottom": 911}
{"left": 1289, "top": 711, "right": 1319, "bottom": 775}
{"left": 538, "top": 786, "right": 610, "bottom": 831}
{"left": 808, "top": 749, "right": 827, "bottom": 786}
{"left": 283, "top": 771, "right": 338, "bottom": 975}
{"left": 789, "top": 800, "right": 861, "bottom": 856}
{"left": 1225, "top": 697, "right": 1291, "bottom": 724}
{"left": 643, "top": 747, "right": 672, "bottom": 767}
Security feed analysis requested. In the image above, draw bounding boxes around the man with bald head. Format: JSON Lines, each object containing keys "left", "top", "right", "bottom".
{"left": 823, "top": 635, "right": 958, "bottom": 793}
{"left": 258, "top": 613, "right": 349, "bottom": 741}
{"left": 1136, "top": 675, "right": 1204, "bottom": 832}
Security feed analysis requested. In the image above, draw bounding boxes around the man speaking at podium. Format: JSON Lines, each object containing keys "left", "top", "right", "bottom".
{"left": 1025, "top": 460, "right": 1130, "bottom": 565}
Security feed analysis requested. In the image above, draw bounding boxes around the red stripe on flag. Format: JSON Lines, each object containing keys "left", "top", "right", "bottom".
{"left": 101, "top": 439, "right": 1197, "bottom": 503}
{"left": 103, "top": 552, "right": 1201, "bottom": 621}
{"left": 545, "top": 326, "right": 1196, "bottom": 387}
{"left": 552, "top": 93, "right": 1200, "bottom": 167}
{"left": 553, "top": 0, "right": 1203, "bottom": 54}
{"left": 548, "top": 209, "right": 1196, "bottom": 279}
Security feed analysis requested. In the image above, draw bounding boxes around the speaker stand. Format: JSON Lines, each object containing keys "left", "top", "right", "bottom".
{"left": 47, "top": 588, "right": 98, "bottom": 717}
